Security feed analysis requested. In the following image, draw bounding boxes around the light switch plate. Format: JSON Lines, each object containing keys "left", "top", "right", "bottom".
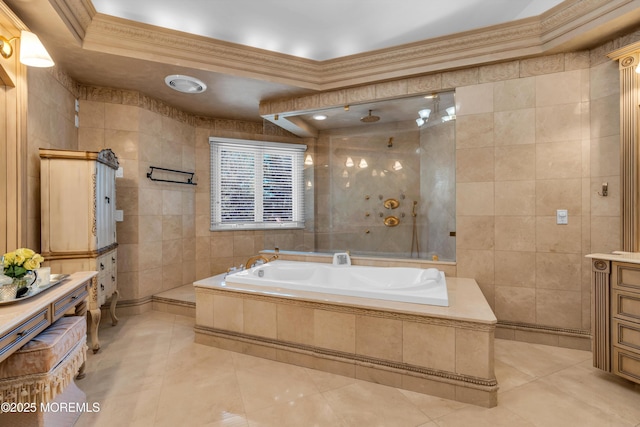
{"left": 116, "top": 167, "right": 124, "bottom": 178}
{"left": 115, "top": 210, "right": 124, "bottom": 222}
{"left": 556, "top": 209, "right": 568, "bottom": 225}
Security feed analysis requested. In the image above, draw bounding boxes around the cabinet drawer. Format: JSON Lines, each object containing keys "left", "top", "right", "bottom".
{"left": 107, "top": 251, "right": 117, "bottom": 296}
{"left": 0, "top": 308, "right": 50, "bottom": 363}
{"left": 613, "top": 318, "right": 640, "bottom": 352}
{"left": 612, "top": 289, "right": 640, "bottom": 323}
{"left": 53, "top": 281, "right": 89, "bottom": 320}
{"left": 613, "top": 347, "right": 640, "bottom": 384}
{"left": 613, "top": 263, "right": 640, "bottom": 293}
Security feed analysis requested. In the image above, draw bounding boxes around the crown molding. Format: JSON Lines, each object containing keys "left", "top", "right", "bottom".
{"left": 608, "top": 40, "right": 640, "bottom": 61}
{"left": 60, "top": 0, "right": 636, "bottom": 91}
{"left": 48, "top": 0, "right": 95, "bottom": 43}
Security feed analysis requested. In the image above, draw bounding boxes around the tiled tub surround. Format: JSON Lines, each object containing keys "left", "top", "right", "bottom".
{"left": 194, "top": 268, "right": 497, "bottom": 407}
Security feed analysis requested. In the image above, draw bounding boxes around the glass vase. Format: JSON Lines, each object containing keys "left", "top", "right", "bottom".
{"left": 13, "top": 276, "right": 28, "bottom": 288}
{"left": 12, "top": 271, "right": 36, "bottom": 297}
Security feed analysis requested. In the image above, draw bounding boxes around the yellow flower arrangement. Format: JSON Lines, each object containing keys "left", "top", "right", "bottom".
{"left": 2, "top": 248, "right": 44, "bottom": 279}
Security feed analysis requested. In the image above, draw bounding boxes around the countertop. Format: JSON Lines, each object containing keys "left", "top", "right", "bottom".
{"left": 586, "top": 251, "right": 640, "bottom": 264}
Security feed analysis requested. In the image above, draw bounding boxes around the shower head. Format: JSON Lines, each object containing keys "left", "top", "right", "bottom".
{"left": 360, "top": 110, "right": 380, "bottom": 123}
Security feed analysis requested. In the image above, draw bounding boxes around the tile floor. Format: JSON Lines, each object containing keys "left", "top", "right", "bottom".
{"left": 75, "top": 311, "right": 640, "bottom": 427}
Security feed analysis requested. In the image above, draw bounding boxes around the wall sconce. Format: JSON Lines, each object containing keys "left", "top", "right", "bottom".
{"left": 304, "top": 154, "right": 313, "bottom": 165}
{"left": 0, "top": 30, "right": 54, "bottom": 67}
{"left": 392, "top": 161, "right": 403, "bottom": 171}
{"left": 359, "top": 158, "right": 368, "bottom": 168}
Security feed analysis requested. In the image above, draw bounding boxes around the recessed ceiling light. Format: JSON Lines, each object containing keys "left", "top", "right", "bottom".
{"left": 313, "top": 114, "right": 327, "bottom": 121}
{"left": 164, "top": 75, "right": 207, "bottom": 94}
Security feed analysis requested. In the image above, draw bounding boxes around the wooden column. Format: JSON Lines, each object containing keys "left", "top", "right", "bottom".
{"left": 609, "top": 44, "right": 640, "bottom": 252}
{"left": 591, "top": 259, "right": 611, "bottom": 371}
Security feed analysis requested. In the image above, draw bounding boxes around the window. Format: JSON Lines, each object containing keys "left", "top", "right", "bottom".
{"left": 210, "top": 137, "right": 306, "bottom": 230}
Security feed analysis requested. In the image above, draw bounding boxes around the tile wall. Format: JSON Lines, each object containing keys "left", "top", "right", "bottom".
{"left": 455, "top": 57, "right": 620, "bottom": 337}
{"left": 25, "top": 68, "right": 79, "bottom": 250}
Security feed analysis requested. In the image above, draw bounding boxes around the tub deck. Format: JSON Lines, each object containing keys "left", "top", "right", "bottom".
{"left": 194, "top": 273, "right": 498, "bottom": 407}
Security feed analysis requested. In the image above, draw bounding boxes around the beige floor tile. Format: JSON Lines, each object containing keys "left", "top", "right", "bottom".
{"left": 540, "top": 363, "right": 640, "bottom": 424}
{"left": 499, "top": 379, "right": 635, "bottom": 427}
{"left": 494, "top": 359, "right": 536, "bottom": 393}
{"left": 397, "top": 388, "right": 468, "bottom": 420}
{"left": 76, "top": 388, "right": 162, "bottom": 427}
{"left": 78, "top": 353, "right": 168, "bottom": 401}
{"left": 205, "top": 416, "right": 249, "bottom": 427}
{"left": 235, "top": 360, "right": 321, "bottom": 413}
{"left": 322, "top": 381, "right": 431, "bottom": 426}
{"left": 304, "top": 366, "right": 359, "bottom": 392}
{"left": 154, "top": 372, "right": 246, "bottom": 426}
{"left": 432, "top": 405, "right": 534, "bottom": 427}
{"left": 245, "top": 393, "right": 344, "bottom": 427}
{"left": 494, "top": 338, "right": 591, "bottom": 378}
{"left": 74, "top": 311, "right": 640, "bottom": 426}
{"left": 163, "top": 345, "right": 236, "bottom": 384}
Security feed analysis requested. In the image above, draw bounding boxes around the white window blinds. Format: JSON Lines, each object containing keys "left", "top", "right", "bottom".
{"left": 210, "top": 137, "right": 306, "bottom": 230}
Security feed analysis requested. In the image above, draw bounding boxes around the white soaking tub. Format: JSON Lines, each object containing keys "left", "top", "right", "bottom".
{"left": 226, "top": 260, "right": 448, "bottom": 306}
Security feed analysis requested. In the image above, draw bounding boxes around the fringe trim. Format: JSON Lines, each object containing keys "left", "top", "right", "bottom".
{"left": 0, "top": 339, "right": 87, "bottom": 404}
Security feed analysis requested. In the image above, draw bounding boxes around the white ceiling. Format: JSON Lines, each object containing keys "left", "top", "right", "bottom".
{"left": 91, "top": 0, "right": 565, "bottom": 61}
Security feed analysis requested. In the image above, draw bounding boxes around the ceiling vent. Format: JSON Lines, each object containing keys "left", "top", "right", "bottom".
{"left": 164, "top": 75, "right": 207, "bottom": 94}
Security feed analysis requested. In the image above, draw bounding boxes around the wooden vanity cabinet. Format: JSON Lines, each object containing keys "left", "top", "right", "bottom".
{"left": 610, "top": 263, "right": 640, "bottom": 382}
{"left": 40, "top": 148, "right": 120, "bottom": 353}
{"left": 591, "top": 256, "right": 640, "bottom": 384}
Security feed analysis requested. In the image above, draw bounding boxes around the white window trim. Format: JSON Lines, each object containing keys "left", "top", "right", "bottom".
{"left": 209, "top": 137, "right": 307, "bottom": 231}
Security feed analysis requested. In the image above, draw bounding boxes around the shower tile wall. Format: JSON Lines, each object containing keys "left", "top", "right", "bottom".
{"left": 314, "top": 125, "right": 433, "bottom": 258}
{"left": 312, "top": 108, "right": 456, "bottom": 260}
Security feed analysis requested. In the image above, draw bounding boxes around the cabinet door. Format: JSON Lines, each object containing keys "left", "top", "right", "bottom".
{"left": 106, "top": 166, "right": 117, "bottom": 245}
{"left": 46, "top": 159, "right": 97, "bottom": 252}
{"left": 96, "top": 163, "right": 117, "bottom": 248}
{"left": 96, "top": 162, "right": 108, "bottom": 248}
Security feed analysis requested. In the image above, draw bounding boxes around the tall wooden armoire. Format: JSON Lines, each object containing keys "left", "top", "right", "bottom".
{"left": 40, "top": 148, "right": 119, "bottom": 353}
